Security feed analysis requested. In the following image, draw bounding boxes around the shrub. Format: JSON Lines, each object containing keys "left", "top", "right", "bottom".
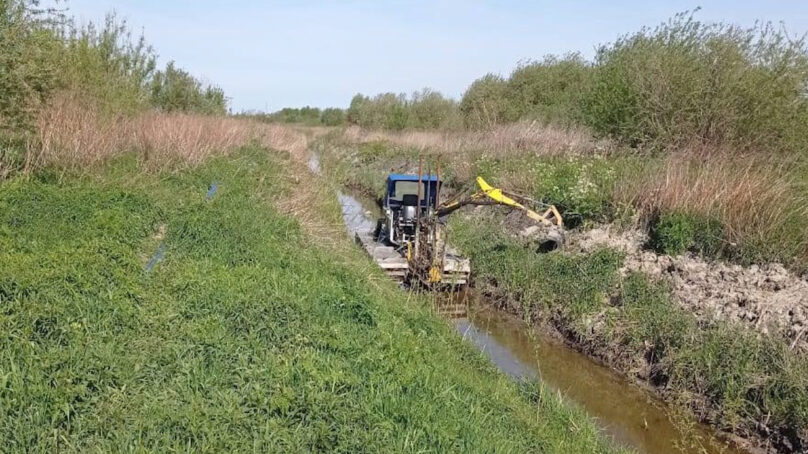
{"left": 58, "top": 13, "right": 158, "bottom": 116}
{"left": 0, "top": 1, "right": 230, "bottom": 173}
{"left": 346, "top": 90, "right": 459, "bottom": 131}
{"left": 320, "top": 107, "right": 344, "bottom": 126}
{"left": 407, "top": 88, "right": 460, "bottom": 129}
{"left": 459, "top": 74, "right": 514, "bottom": 129}
{"left": 150, "top": 61, "right": 227, "bottom": 115}
{"left": 505, "top": 54, "right": 591, "bottom": 124}
{"left": 582, "top": 11, "right": 808, "bottom": 153}
{"left": 0, "top": 0, "right": 61, "bottom": 137}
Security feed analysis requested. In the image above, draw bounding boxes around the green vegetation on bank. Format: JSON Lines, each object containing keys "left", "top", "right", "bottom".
{"left": 0, "top": 146, "right": 625, "bottom": 453}
{"left": 448, "top": 215, "right": 808, "bottom": 448}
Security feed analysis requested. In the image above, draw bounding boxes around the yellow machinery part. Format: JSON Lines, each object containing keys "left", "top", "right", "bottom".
{"left": 428, "top": 265, "right": 442, "bottom": 283}
{"left": 476, "top": 177, "right": 562, "bottom": 227}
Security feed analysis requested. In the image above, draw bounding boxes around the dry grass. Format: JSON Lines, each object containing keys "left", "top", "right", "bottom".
{"left": 339, "top": 122, "right": 613, "bottom": 185}
{"left": 343, "top": 121, "right": 612, "bottom": 158}
{"left": 615, "top": 147, "right": 808, "bottom": 262}
{"left": 25, "top": 93, "right": 308, "bottom": 172}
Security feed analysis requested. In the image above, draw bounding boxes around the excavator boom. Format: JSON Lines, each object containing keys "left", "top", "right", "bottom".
{"left": 437, "top": 177, "right": 563, "bottom": 227}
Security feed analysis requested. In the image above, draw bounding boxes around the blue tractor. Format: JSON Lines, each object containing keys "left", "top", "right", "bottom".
{"left": 378, "top": 173, "right": 441, "bottom": 247}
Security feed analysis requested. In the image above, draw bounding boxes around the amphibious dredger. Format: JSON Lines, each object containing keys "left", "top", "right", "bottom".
{"left": 354, "top": 161, "right": 564, "bottom": 288}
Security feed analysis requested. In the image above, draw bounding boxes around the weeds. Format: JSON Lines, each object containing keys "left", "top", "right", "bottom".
{"left": 616, "top": 150, "right": 808, "bottom": 268}
{"left": 646, "top": 211, "right": 724, "bottom": 256}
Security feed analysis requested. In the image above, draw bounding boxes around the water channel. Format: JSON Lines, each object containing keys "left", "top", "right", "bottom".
{"left": 318, "top": 152, "right": 746, "bottom": 454}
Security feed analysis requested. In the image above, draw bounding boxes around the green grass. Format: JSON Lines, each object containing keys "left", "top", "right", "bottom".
{"left": 0, "top": 146, "right": 626, "bottom": 453}
{"left": 646, "top": 211, "right": 724, "bottom": 257}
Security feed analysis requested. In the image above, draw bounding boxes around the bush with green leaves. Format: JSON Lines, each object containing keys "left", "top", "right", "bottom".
{"left": 347, "top": 92, "right": 408, "bottom": 130}
{"left": 58, "top": 13, "right": 158, "bottom": 116}
{"left": 0, "top": 0, "right": 61, "bottom": 137}
{"left": 458, "top": 11, "right": 808, "bottom": 157}
{"left": 346, "top": 89, "right": 459, "bottom": 130}
{"left": 150, "top": 61, "right": 227, "bottom": 115}
{"left": 459, "top": 74, "right": 514, "bottom": 128}
{"left": 582, "top": 11, "right": 808, "bottom": 153}
{"left": 505, "top": 54, "right": 591, "bottom": 124}
{"left": 0, "top": 0, "right": 229, "bottom": 150}
{"left": 319, "top": 107, "right": 344, "bottom": 126}
{"left": 407, "top": 88, "right": 460, "bottom": 129}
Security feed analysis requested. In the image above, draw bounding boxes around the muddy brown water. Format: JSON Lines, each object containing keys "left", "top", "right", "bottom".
{"left": 456, "top": 302, "right": 745, "bottom": 454}
{"left": 333, "top": 174, "right": 747, "bottom": 454}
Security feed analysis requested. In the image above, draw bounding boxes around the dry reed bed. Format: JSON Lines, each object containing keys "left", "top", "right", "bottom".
{"left": 21, "top": 96, "right": 345, "bottom": 246}
{"left": 27, "top": 95, "right": 307, "bottom": 172}
{"left": 343, "top": 122, "right": 611, "bottom": 157}
{"left": 614, "top": 149, "right": 808, "bottom": 262}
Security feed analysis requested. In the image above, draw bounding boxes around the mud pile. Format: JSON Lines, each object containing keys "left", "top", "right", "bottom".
{"left": 571, "top": 226, "right": 808, "bottom": 351}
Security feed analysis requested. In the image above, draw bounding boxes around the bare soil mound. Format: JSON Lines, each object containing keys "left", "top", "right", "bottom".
{"left": 571, "top": 226, "right": 808, "bottom": 351}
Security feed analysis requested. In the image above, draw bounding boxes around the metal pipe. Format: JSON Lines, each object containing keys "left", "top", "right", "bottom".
{"left": 433, "top": 156, "right": 442, "bottom": 272}
{"left": 415, "top": 156, "right": 423, "bottom": 261}
{"left": 435, "top": 157, "right": 441, "bottom": 212}
{"left": 425, "top": 163, "right": 432, "bottom": 218}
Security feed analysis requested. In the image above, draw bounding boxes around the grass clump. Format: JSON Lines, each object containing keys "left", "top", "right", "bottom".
{"left": 449, "top": 216, "right": 622, "bottom": 324}
{"left": 0, "top": 146, "right": 625, "bottom": 453}
{"left": 647, "top": 211, "right": 724, "bottom": 256}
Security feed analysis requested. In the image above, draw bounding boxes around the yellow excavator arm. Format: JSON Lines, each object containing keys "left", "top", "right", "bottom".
{"left": 475, "top": 177, "right": 562, "bottom": 227}
{"left": 436, "top": 177, "right": 563, "bottom": 227}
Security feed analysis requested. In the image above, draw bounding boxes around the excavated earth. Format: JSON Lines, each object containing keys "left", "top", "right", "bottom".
{"left": 567, "top": 226, "right": 808, "bottom": 352}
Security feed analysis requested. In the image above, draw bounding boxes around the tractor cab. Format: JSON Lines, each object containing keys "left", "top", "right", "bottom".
{"left": 381, "top": 174, "right": 441, "bottom": 246}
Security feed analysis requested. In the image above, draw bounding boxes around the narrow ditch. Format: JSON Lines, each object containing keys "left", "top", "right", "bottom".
{"left": 307, "top": 151, "right": 748, "bottom": 454}
{"left": 334, "top": 183, "right": 747, "bottom": 454}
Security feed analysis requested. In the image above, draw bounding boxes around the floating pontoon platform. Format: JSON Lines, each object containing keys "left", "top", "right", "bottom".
{"left": 355, "top": 231, "right": 470, "bottom": 286}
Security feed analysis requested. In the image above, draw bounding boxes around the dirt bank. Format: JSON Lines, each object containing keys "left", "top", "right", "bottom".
{"left": 569, "top": 226, "right": 808, "bottom": 352}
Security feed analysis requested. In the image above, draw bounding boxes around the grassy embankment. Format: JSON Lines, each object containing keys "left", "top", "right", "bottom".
{"left": 314, "top": 131, "right": 808, "bottom": 451}
{"left": 0, "top": 143, "right": 631, "bottom": 453}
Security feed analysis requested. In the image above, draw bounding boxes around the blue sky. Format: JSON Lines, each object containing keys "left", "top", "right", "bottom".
{"left": 60, "top": 1, "right": 808, "bottom": 112}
